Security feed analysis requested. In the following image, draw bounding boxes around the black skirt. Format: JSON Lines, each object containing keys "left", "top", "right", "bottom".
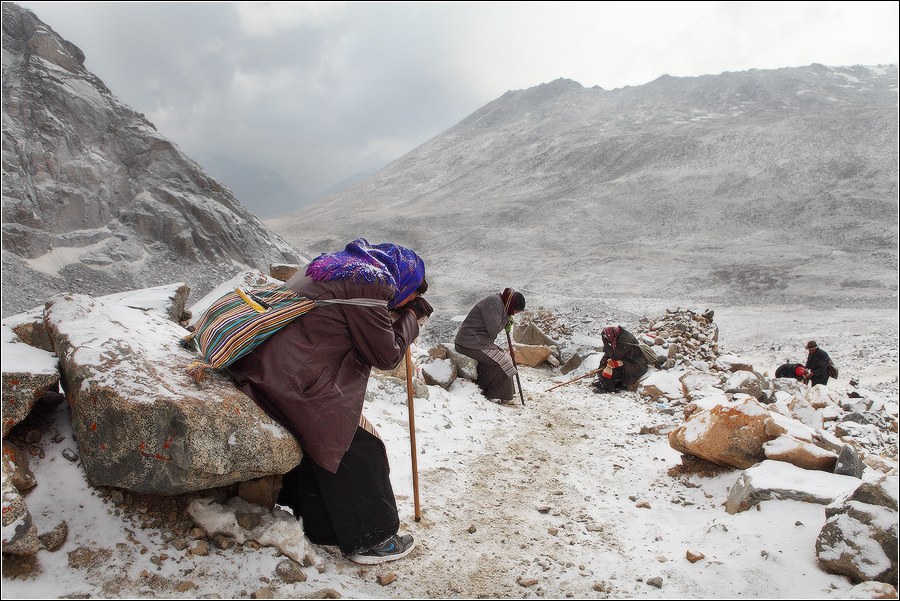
{"left": 278, "top": 426, "right": 399, "bottom": 556}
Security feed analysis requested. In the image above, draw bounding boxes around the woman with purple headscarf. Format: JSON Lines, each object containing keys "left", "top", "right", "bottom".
{"left": 229, "top": 239, "right": 431, "bottom": 564}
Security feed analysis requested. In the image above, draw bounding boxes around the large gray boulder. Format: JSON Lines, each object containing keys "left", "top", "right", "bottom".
{"left": 816, "top": 476, "right": 899, "bottom": 586}
{"left": 44, "top": 293, "right": 302, "bottom": 495}
{"left": 725, "top": 460, "right": 863, "bottom": 514}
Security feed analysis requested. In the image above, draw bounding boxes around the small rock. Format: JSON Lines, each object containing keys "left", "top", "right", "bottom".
{"left": 468, "top": 524, "right": 477, "bottom": 533}
{"left": 62, "top": 448, "right": 79, "bottom": 462}
{"left": 647, "top": 576, "right": 664, "bottom": 588}
{"left": 171, "top": 538, "right": 188, "bottom": 551}
{"left": 276, "top": 558, "right": 306, "bottom": 584}
{"left": 518, "top": 578, "right": 539, "bottom": 588}
{"left": 251, "top": 587, "right": 274, "bottom": 599}
{"left": 175, "top": 581, "right": 196, "bottom": 593}
{"left": 191, "top": 540, "right": 209, "bottom": 556}
{"left": 377, "top": 573, "right": 397, "bottom": 586}
{"left": 685, "top": 550, "right": 705, "bottom": 563}
{"left": 635, "top": 501, "right": 651, "bottom": 509}
{"left": 537, "top": 506, "right": 551, "bottom": 514}
{"left": 38, "top": 521, "right": 69, "bottom": 552}
{"left": 236, "top": 513, "right": 262, "bottom": 531}
{"left": 306, "top": 589, "right": 342, "bottom": 599}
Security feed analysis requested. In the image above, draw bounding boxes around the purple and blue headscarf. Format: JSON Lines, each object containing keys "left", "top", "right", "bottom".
{"left": 306, "top": 238, "right": 425, "bottom": 309}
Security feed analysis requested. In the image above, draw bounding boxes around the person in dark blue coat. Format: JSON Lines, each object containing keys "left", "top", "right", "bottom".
{"left": 804, "top": 341, "right": 833, "bottom": 386}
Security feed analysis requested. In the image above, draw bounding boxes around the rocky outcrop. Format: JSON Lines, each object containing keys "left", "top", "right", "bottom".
{"left": 1, "top": 3, "right": 302, "bottom": 317}
{"left": 816, "top": 476, "right": 899, "bottom": 585}
{"left": 44, "top": 293, "right": 302, "bottom": 495}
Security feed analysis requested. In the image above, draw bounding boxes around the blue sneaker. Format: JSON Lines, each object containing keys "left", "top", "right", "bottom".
{"left": 349, "top": 534, "right": 415, "bottom": 565}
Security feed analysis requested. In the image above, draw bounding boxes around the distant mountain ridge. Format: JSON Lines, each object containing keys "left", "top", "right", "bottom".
{"left": 1, "top": 3, "right": 302, "bottom": 317}
{"left": 268, "top": 64, "right": 899, "bottom": 314}
{"left": 193, "top": 153, "right": 309, "bottom": 220}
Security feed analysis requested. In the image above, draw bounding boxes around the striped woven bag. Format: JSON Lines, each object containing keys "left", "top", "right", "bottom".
{"left": 182, "top": 284, "right": 387, "bottom": 382}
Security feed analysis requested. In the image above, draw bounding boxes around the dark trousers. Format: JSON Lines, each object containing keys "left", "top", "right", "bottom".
{"left": 278, "top": 427, "right": 399, "bottom": 556}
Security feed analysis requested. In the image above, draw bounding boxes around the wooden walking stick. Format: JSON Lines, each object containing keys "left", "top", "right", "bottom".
{"left": 544, "top": 367, "right": 604, "bottom": 392}
{"left": 506, "top": 330, "right": 526, "bottom": 406}
{"left": 405, "top": 348, "right": 422, "bottom": 521}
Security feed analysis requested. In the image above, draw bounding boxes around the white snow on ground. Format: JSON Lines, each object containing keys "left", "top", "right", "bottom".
{"left": 2, "top": 306, "right": 897, "bottom": 598}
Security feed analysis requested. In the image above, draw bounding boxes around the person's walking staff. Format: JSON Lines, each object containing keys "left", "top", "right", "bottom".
{"left": 405, "top": 348, "right": 422, "bottom": 521}
{"left": 506, "top": 330, "right": 526, "bottom": 406}
{"left": 544, "top": 367, "right": 604, "bottom": 392}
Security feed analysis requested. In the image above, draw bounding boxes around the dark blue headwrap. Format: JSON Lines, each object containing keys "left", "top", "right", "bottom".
{"left": 305, "top": 238, "right": 425, "bottom": 309}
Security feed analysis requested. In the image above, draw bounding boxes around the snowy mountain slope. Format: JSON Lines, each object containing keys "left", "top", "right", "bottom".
{"left": 268, "top": 65, "right": 898, "bottom": 317}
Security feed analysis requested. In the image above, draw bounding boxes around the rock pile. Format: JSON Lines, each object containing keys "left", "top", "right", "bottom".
{"left": 642, "top": 308, "right": 721, "bottom": 370}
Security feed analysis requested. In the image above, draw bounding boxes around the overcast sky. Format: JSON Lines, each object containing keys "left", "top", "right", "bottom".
{"left": 15, "top": 1, "right": 900, "bottom": 200}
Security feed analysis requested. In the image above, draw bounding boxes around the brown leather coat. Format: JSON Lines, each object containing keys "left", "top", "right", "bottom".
{"left": 228, "top": 272, "right": 419, "bottom": 473}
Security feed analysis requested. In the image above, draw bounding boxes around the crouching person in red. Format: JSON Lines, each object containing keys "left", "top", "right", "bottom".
{"left": 228, "top": 239, "right": 432, "bottom": 564}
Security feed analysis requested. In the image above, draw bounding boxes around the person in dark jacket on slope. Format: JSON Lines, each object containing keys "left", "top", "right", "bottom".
{"left": 775, "top": 363, "right": 807, "bottom": 381}
{"left": 454, "top": 288, "right": 526, "bottom": 403}
{"left": 591, "top": 326, "right": 649, "bottom": 393}
{"left": 804, "top": 340, "right": 834, "bottom": 386}
{"left": 228, "top": 239, "right": 432, "bottom": 565}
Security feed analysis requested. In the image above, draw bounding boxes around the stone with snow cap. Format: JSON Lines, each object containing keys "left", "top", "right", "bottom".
{"left": 422, "top": 358, "right": 457, "bottom": 389}
{"left": 668, "top": 398, "right": 776, "bottom": 469}
{"left": 44, "top": 293, "right": 302, "bottom": 495}
{"left": 713, "top": 354, "right": 754, "bottom": 373}
{"left": 1, "top": 324, "right": 60, "bottom": 436}
{"left": 725, "top": 460, "right": 863, "bottom": 514}
{"left": 639, "top": 371, "right": 685, "bottom": 402}
{"left": 816, "top": 476, "right": 898, "bottom": 585}
{"left": 763, "top": 434, "right": 838, "bottom": 472}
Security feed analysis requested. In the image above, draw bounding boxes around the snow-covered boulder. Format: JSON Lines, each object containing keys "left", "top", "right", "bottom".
{"left": 724, "top": 369, "right": 765, "bottom": 400}
{"left": 639, "top": 371, "right": 685, "bottom": 402}
{"left": 725, "top": 460, "right": 863, "bottom": 514}
{"left": 816, "top": 476, "right": 898, "bottom": 585}
{"left": 838, "top": 582, "right": 899, "bottom": 599}
{"left": 422, "top": 358, "right": 457, "bottom": 390}
{"left": 714, "top": 354, "right": 754, "bottom": 373}
{"left": 1, "top": 324, "right": 59, "bottom": 436}
{"left": 680, "top": 371, "right": 724, "bottom": 399}
{"left": 44, "top": 293, "right": 302, "bottom": 495}
{"left": 807, "top": 384, "right": 842, "bottom": 409}
{"left": 789, "top": 395, "right": 825, "bottom": 430}
{"left": 440, "top": 344, "right": 479, "bottom": 381}
{"left": 98, "top": 283, "right": 192, "bottom": 323}
{"left": 771, "top": 376, "right": 805, "bottom": 397}
{"left": 668, "top": 398, "right": 775, "bottom": 469}
{"left": 763, "top": 434, "right": 839, "bottom": 472}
